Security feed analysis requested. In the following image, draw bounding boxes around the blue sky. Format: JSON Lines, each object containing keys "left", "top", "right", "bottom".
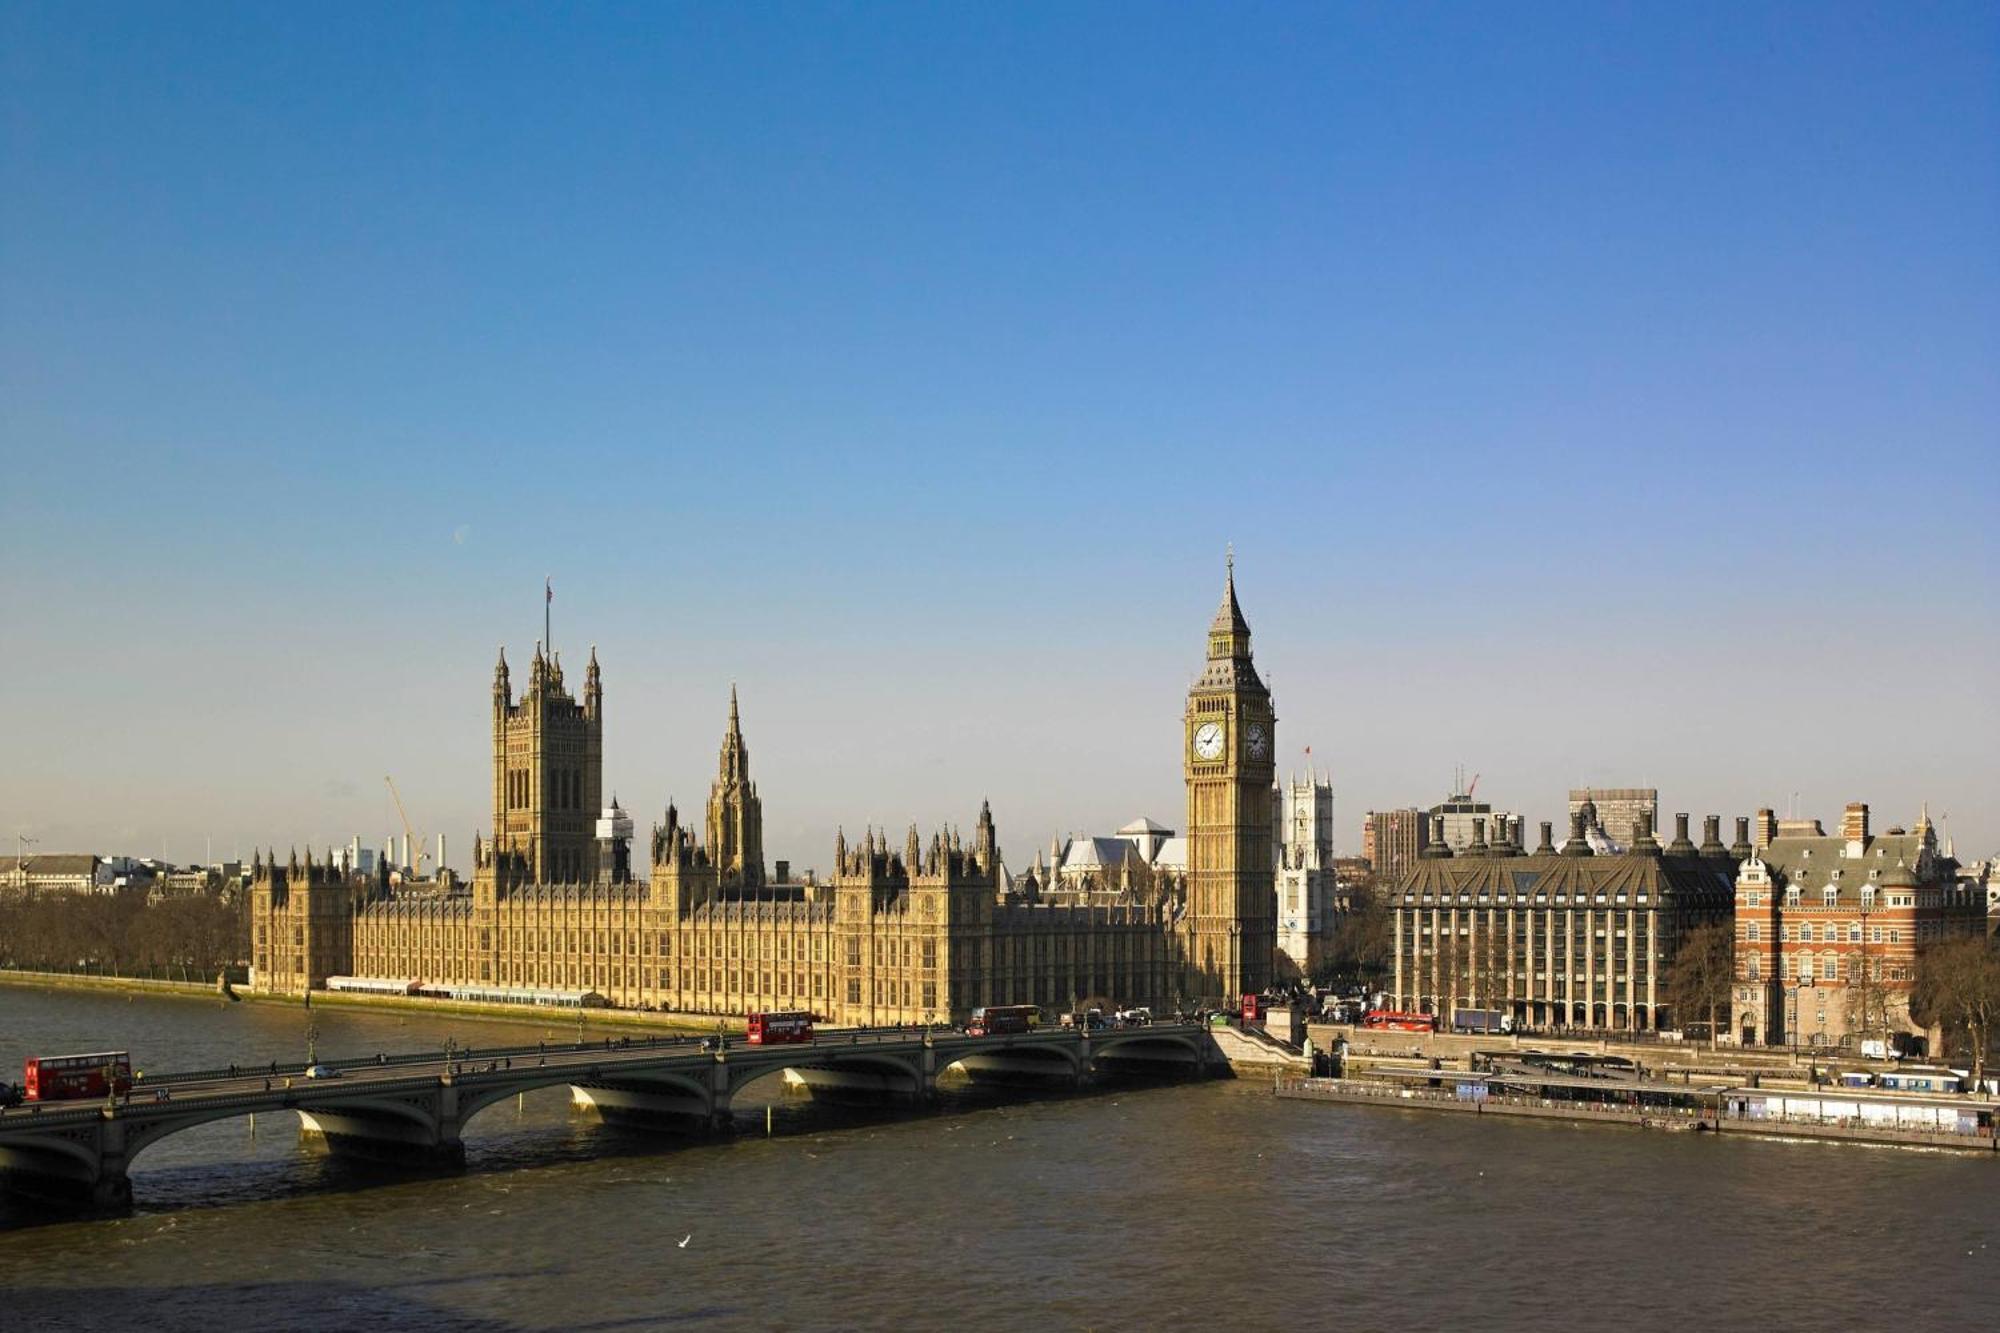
{"left": 3, "top": 2, "right": 1995, "bottom": 867}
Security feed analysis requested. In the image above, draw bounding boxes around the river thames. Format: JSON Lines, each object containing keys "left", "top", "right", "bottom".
{"left": 1, "top": 986, "right": 1995, "bottom": 1331}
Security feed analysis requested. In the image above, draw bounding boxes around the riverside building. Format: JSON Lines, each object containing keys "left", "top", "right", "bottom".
{"left": 251, "top": 564, "right": 1279, "bottom": 1018}
{"left": 1731, "top": 802, "right": 1980, "bottom": 1050}
{"left": 1386, "top": 804, "right": 1741, "bottom": 1032}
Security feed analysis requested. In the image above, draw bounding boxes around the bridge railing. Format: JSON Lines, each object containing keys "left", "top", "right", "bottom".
{"left": 50, "top": 1022, "right": 1207, "bottom": 1098}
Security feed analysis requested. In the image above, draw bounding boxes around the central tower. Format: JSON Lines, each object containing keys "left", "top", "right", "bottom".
{"left": 491, "top": 642, "right": 603, "bottom": 883}
{"left": 1183, "top": 554, "right": 1276, "bottom": 1002}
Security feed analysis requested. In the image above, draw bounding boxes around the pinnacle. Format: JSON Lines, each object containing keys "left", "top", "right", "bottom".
{"left": 1209, "top": 548, "right": 1250, "bottom": 640}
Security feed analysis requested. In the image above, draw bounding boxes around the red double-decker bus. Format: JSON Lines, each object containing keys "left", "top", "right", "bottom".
{"left": 1241, "top": 994, "right": 1264, "bottom": 1022}
{"left": 745, "top": 1011, "right": 816, "bottom": 1045}
{"left": 967, "top": 1005, "right": 1038, "bottom": 1036}
{"left": 1362, "top": 1010, "right": 1437, "bottom": 1033}
{"left": 25, "top": 1051, "right": 133, "bottom": 1102}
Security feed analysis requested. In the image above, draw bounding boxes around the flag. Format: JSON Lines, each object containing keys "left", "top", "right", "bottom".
{"left": 545, "top": 577, "right": 552, "bottom": 604}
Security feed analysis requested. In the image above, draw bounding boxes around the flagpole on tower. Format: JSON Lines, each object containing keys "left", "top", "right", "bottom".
{"left": 545, "top": 576, "right": 552, "bottom": 657}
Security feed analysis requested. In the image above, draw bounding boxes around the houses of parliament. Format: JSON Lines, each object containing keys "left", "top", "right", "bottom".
{"left": 251, "top": 567, "right": 1278, "bottom": 1021}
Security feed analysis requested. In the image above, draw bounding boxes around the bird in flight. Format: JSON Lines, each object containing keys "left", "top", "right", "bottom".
{"left": 678, "top": 1234, "right": 692, "bottom": 1248}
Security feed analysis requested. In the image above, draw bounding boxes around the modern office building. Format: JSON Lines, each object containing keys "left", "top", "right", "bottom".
{"left": 1362, "top": 808, "right": 1428, "bottom": 883}
{"left": 1386, "top": 809, "right": 1740, "bottom": 1032}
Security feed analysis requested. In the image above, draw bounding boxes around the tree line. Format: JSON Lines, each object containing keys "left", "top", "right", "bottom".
{"left": 0, "top": 889, "right": 247, "bottom": 981}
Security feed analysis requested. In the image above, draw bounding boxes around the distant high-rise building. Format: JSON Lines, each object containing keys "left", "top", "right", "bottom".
{"left": 1568, "top": 788, "right": 1658, "bottom": 848}
{"left": 1363, "top": 809, "right": 1429, "bottom": 882}
{"left": 1431, "top": 789, "right": 1517, "bottom": 853}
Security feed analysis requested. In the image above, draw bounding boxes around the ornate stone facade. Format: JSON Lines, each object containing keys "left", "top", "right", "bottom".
{"left": 705, "top": 686, "right": 763, "bottom": 889}
{"left": 1182, "top": 556, "right": 1277, "bottom": 1001}
{"left": 491, "top": 642, "right": 602, "bottom": 884}
{"left": 251, "top": 568, "right": 1275, "bottom": 1019}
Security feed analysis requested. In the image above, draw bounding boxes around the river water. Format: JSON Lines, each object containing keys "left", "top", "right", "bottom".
{"left": 1, "top": 986, "right": 1995, "bottom": 1331}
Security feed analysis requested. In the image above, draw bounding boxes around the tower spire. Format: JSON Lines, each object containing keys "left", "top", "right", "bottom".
{"left": 1207, "top": 546, "right": 1251, "bottom": 658}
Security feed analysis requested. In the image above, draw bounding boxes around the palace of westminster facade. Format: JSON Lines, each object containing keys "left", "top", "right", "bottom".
{"left": 251, "top": 569, "right": 1279, "bottom": 1021}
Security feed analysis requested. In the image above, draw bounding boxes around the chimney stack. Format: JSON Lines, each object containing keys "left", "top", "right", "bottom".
{"left": 1731, "top": 816, "right": 1753, "bottom": 860}
{"left": 1700, "top": 815, "right": 1727, "bottom": 858}
{"left": 1632, "top": 811, "right": 1662, "bottom": 856}
{"left": 1420, "top": 813, "right": 1454, "bottom": 859}
{"left": 1561, "top": 811, "right": 1593, "bottom": 857}
{"left": 1754, "top": 808, "right": 1777, "bottom": 852}
{"left": 1842, "top": 802, "right": 1870, "bottom": 843}
{"left": 1667, "top": 812, "right": 1696, "bottom": 856}
{"left": 1536, "top": 820, "right": 1555, "bottom": 855}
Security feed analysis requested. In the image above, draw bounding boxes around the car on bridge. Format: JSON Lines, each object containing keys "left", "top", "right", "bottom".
{"left": 304, "top": 1064, "right": 341, "bottom": 1079}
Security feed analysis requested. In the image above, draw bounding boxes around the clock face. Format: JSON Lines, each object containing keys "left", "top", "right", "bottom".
{"left": 1246, "top": 723, "right": 1269, "bottom": 759}
{"left": 1193, "top": 721, "right": 1225, "bottom": 760}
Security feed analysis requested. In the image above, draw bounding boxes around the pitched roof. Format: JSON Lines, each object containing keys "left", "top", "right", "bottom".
{"left": 1118, "top": 817, "right": 1173, "bottom": 836}
{"left": 1395, "top": 847, "right": 1737, "bottom": 907}
{"left": 1758, "top": 831, "right": 1945, "bottom": 888}
{"left": 11, "top": 854, "right": 99, "bottom": 876}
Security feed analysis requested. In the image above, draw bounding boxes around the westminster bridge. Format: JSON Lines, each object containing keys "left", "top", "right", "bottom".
{"left": 0, "top": 1021, "right": 1221, "bottom": 1210}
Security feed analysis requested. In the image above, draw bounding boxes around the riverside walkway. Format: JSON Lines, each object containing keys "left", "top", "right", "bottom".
{"left": 1277, "top": 1072, "right": 2000, "bottom": 1154}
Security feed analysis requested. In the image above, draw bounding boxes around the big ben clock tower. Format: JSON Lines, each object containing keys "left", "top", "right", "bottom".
{"left": 1183, "top": 551, "right": 1277, "bottom": 1004}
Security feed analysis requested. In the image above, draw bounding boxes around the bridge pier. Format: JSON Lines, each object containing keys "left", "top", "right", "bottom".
{"left": 780, "top": 1066, "right": 928, "bottom": 1108}
{"left": 570, "top": 1083, "right": 719, "bottom": 1131}
{"left": 297, "top": 1110, "right": 467, "bottom": 1168}
{"left": 0, "top": 1114, "right": 135, "bottom": 1214}
{"left": 294, "top": 1083, "right": 469, "bottom": 1168}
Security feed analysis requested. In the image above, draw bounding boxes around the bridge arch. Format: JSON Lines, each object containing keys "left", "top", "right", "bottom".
{"left": 452, "top": 1067, "right": 716, "bottom": 1130}
{"left": 121, "top": 1092, "right": 442, "bottom": 1168}
{"left": 0, "top": 1122, "right": 104, "bottom": 1184}
{"left": 1086, "top": 1029, "right": 1209, "bottom": 1074}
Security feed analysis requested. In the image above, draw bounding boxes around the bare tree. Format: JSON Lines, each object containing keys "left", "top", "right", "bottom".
{"left": 1320, "top": 881, "right": 1391, "bottom": 990}
{"left": 1666, "top": 921, "right": 1734, "bottom": 1049}
{"left": 1911, "top": 936, "right": 2000, "bottom": 1086}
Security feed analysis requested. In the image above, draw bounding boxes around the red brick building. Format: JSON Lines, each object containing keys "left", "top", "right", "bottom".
{"left": 1732, "top": 802, "right": 1981, "bottom": 1051}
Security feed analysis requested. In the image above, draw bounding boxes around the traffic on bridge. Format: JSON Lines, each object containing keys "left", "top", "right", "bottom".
{"left": 0, "top": 1011, "right": 1219, "bottom": 1212}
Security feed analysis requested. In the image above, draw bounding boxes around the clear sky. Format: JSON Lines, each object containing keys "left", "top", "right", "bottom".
{"left": 3, "top": 2, "right": 1995, "bottom": 870}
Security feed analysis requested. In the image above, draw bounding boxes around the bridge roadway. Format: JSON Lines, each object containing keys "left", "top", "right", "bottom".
{"left": 0, "top": 1022, "right": 1218, "bottom": 1211}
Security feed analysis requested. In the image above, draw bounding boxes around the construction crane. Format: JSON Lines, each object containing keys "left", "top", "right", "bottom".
{"left": 384, "top": 775, "right": 429, "bottom": 876}
{"left": 1467, "top": 772, "right": 1481, "bottom": 799}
